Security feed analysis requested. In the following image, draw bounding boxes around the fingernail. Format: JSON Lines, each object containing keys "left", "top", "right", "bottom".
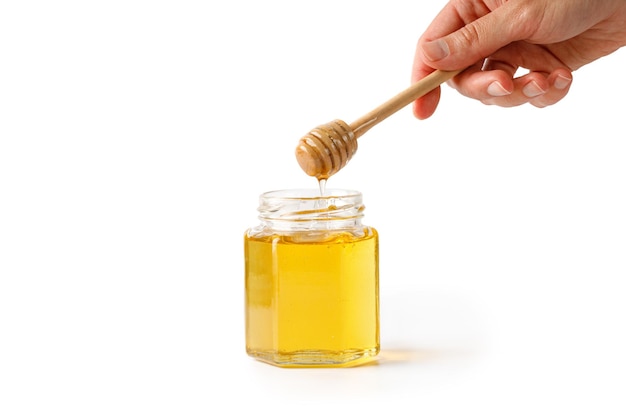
{"left": 487, "top": 81, "right": 512, "bottom": 97}
{"left": 523, "top": 81, "right": 545, "bottom": 98}
{"left": 554, "top": 74, "right": 572, "bottom": 90}
{"left": 422, "top": 40, "right": 449, "bottom": 61}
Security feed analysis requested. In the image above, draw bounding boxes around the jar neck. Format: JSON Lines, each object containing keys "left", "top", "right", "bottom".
{"left": 257, "top": 189, "right": 365, "bottom": 232}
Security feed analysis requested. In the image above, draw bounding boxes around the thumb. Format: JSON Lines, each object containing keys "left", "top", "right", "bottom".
{"left": 420, "top": 6, "right": 526, "bottom": 70}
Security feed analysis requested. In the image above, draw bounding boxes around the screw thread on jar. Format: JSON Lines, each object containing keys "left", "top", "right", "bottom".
{"left": 255, "top": 189, "right": 365, "bottom": 235}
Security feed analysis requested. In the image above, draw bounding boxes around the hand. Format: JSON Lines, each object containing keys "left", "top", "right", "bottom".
{"left": 412, "top": 0, "right": 626, "bottom": 119}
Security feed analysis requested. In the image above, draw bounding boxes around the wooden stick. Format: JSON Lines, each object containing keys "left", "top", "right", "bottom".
{"left": 295, "top": 68, "right": 463, "bottom": 179}
{"left": 350, "top": 69, "right": 463, "bottom": 137}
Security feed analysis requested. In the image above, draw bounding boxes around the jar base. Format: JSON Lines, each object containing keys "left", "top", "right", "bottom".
{"left": 247, "top": 347, "right": 380, "bottom": 368}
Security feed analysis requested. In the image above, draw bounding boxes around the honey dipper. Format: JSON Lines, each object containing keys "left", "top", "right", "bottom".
{"left": 295, "top": 69, "right": 463, "bottom": 180}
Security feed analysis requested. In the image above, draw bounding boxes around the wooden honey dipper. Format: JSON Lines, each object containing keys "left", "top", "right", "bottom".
{"left": 295, "top": 69, "right": 463, "bottom": 180}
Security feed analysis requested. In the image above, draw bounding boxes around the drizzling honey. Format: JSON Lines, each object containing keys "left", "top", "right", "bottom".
{"left": 318, "top": 179, "right": 327, "bottom": 196}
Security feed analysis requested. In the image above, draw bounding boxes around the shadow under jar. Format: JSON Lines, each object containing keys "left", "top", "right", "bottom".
{"left": 244, "top": 189, "right": 380, "bottom": 367}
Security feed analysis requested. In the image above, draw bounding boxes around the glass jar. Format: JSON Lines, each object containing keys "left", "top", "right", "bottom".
{"left": 244, "top": 188, "right": 380, "bottom": 367}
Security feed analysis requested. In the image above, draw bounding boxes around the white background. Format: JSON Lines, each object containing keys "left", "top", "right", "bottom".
{"left": 1, "top": 1, "right": 625, "bottom": 415}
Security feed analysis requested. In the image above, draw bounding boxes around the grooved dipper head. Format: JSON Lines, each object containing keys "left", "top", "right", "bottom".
{"left": 294, "top": 119, "right": 357, "bottom": 180}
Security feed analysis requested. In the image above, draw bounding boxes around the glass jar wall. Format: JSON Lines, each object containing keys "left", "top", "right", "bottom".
{"left": 244, "top": 189, "right": 379, "bottom": 367}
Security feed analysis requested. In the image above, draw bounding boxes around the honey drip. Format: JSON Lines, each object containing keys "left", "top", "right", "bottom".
{"left": 318, "top": 179, "right": 327, "bottom": 196}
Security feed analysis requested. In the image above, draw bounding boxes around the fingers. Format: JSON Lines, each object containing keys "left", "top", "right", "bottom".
{"left": 411, "top": 1, "right": 523, "bottom": 119}
{"left": 418, "top": 2, "right": 530, "bottom": 71}
{"left": 411, "top": 65, "right": 444, "bottom": 120}
{"left": 412, "top": 65, "right": 573, "bottom": 119}
{"left": 412, "top": 87, "right": 442, "bottom": 120}
{"left": 448, "top": 66, "right": 573, "bottom": 108}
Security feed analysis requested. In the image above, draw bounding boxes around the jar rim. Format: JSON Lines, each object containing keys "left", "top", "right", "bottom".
{"left": 256, "top": 188, "right": 365, "bottom": 228}
{"left": 260, "top": 188, "right": 361, "bottom": 201}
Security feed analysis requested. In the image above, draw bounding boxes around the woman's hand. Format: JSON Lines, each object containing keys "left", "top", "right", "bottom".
{"left": 412, "top": 0, "right": 626, "bottom": 119}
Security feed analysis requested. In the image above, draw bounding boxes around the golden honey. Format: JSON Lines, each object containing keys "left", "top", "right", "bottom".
{"left": 244, "top": 189, "right": 379, "bottom": 367}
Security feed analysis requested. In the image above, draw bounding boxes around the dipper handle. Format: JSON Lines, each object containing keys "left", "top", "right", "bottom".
{"left": 350, "top": 69, "right": 462, "bottom": 137}
{"left": 295, "top": 69, "right": 463, "bottom": 180}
